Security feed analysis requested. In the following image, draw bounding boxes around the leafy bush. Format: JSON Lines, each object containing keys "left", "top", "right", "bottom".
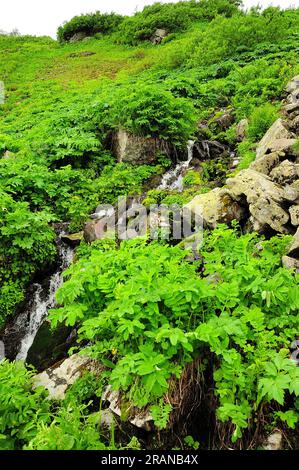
{"left": 50, "top": 226, "right": 299, "bottom": 442}
{"left": 117, "top": 0, "right": 241, "bottom": 45}
{"left": 110, "top": 84, "right": 197, "bottom": 147}
{"left": 57, "top": 12, "right": 123, "bottom": 42}
{"left": 0, "top": 360, "right": 50, "bottom": 449}
{"left": 0, "top": 191, "right": 56, "bottom": 323}
{"left": 247, "top": 103, "right": 279, "bottom": 141}
{"left": 183, "top": 8, "right": 299, "bottom": 67}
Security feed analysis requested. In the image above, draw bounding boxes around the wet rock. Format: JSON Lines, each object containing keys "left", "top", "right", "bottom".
{"left": 184, "top": 188, "right": 246, "bottom": 229}
{"left": 270, "top": 160, "right": 299, "bottom": 185}
{"left": 27, "top": 321, "right": 76, "bottom": 372}
{"left": 255, "top": 119, "right": 294, "bottom": 160}
{"left": 61, "top": 232, "right": 83, "bottom": 247}
{"left": 33, "top": 354, "right": 102, "bottom": 400}
{"left": 113, "top": 128, "right": 169, "bottom": 165}
{"left": 84, "top": 216, "right": 115, "bottom": 243}
{"left": 290, "top": 205, "right": 299, "bottom": 226}
{"left": 193, "top": 140, "right": 228, "bottom": 161}
{"left": 212, "top": 110, "right": 234, "bottom": 131}
{"left": 236, "top": 118, "right": 248, "bottom": 142}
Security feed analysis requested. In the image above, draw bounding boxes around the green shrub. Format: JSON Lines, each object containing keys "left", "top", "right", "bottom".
{"left": 50, "top": 226, "right": 299, "bottom": 442}
{"left": 57, "top": 12, "right": 123, "bottom": 42}
{"left": 110, "top": 84, "right": 197, "bottom": 147}
{"left": 184, "top": 8, "right": 298, "bottom": 67}
{"left": 117, "top": 0, "right": 241, "bottom": 45}
{"left": 247, "top": 103, "right": 279, "bottom": 141}
{"left": 0, "top": 360, "right": 50, "bottom": 449}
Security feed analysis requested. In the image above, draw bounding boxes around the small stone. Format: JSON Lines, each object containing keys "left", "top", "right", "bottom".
{"left": 236, "top": 118, "right": 248, "bottom": 142}
{"left": 263, "top": 430, "right": 283, "bottom": 451}
{"left": 287, "top": 227, "right": 299, "bottom": 257}
{"left": 289, "top": 205, "right": 299, "bottom": 226}
{"left": 282, "top": 256, "right": 299, "bottom": 273}
{"left": 285, "top": 75, "right": 299, "bottom": 94}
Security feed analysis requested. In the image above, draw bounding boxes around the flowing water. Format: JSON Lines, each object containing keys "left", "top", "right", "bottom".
{"left": 158, "top": 140, "right": 195, "bottom": 192}
{"left": 13, "top": 235, "right": 74, "bottom": 362}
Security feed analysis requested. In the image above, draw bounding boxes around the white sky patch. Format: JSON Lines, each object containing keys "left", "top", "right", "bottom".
{"left": 0, "top": 0, "right": 298, "bottom": 38}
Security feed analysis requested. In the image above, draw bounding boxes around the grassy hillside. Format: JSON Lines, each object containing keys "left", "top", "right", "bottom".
{"left": 0, "top": 0, "right": 299, "bottom": 451}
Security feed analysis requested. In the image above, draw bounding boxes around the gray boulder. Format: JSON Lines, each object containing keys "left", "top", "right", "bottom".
{"left": 184, "top": 188, "right": 246, "bottom": 229}
{"left": 290, "top": 205, "right": 299, "bottom": 226}
{"left": 33, "top": 354, "right": 100, "bottom": 400}
{"left": 226, "top": 169, "right": 290, "bottom": 233}
{"left": 250, "top": 151, "right": 281, "bottom": 175}
{"left": 113, "top": 128, "right": 168, "bottom": 165}
{"left": 151, "top": 29, "right": 167, "bottom": 44}
{"left": 255, "top": 119, "right": 294, "bottom": 160}
{"left": 270, "top": 160, "right": 299, "bottom": 185}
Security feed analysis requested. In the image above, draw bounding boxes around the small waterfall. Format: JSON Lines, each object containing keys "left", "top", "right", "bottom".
{"left": 15, "top": 236, "right": 74, "bottom": 362}
{"left": 158, "top": 140, "right": 195, "bottom": 192}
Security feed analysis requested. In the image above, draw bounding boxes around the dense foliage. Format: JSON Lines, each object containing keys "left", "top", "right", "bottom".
{"left": 57, "top": 12, "right": 123, "bottom": 42}
{"left": 50, "top": 226, "right": 299, "bottom": 440}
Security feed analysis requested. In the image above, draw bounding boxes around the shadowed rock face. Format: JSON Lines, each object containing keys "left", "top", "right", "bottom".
{"left": 113, "top": 128, "right": 172, "bottom": 165}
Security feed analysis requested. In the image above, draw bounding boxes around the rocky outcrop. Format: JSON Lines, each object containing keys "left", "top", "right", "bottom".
{"left": 113, "top": 128, "right": 170, "bottom": 165}
{"left": 34, "top": 354, "right": 153, "bottom": 430}
{"left": 183, "top": 76, "right": 299, "bottom": 268}
{"left": 226, "top": 169, "right": 292, "bottom": 233}
{"left": 250, "top": 151, "right": 281, "bottom": 175}
{"left": 185, "top": 188, "right": 246, "bottom": 229}
{"left": 69, "top": 32, "right": 88, "bottom": 43}
{"left": 151, "top": 29, "right": 167, "bottom": 44}
{"left": 255, "top": 118, "right": 295, "bottom": 160}
{"left": 33, "top": 354, "right": 101, "bottom": 400}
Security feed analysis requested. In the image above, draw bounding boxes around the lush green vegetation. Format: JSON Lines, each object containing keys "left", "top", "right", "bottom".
{"left": 0, "top": 0, "right": 299, "bottom": 450}
{"left": 57, "top": 12, "right": 123, "bottom": 43}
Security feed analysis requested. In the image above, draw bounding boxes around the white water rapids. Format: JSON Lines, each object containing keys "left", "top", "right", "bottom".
{"left": 158, "top": 140, "right": 195, "bottom": 192}
{"left": 15, "top": 239, "right": 74, "bottom": 361}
